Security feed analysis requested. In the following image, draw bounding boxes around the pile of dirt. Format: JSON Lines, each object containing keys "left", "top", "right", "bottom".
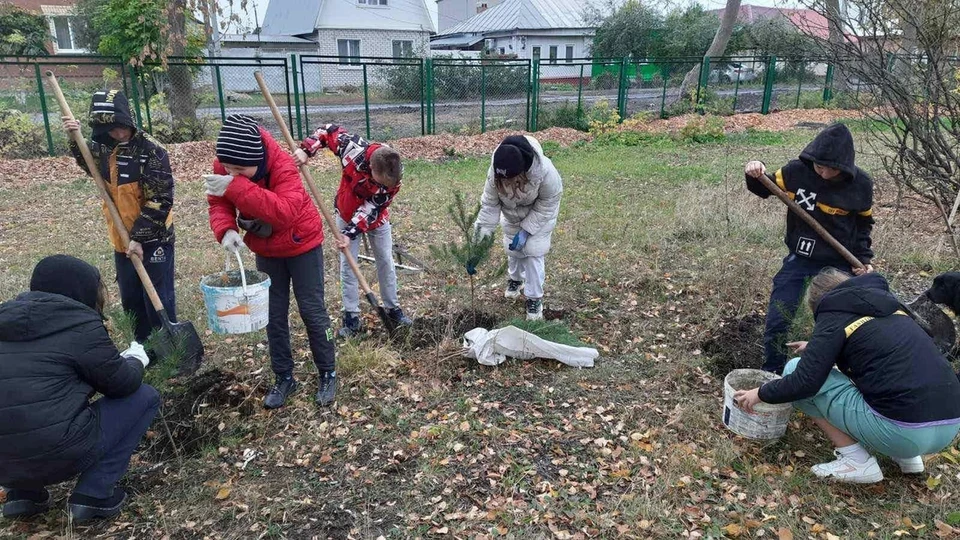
{"left": 620, "top": 109, "right": 862, "bottom": 136}
{"left": 144, "top": 369, "right": 253, "bottom": 460}
{"left": 200, "top": 269, "right": 269, "bottom": 288}
{"left": 386, "top": 127, "right": 591, "bottom": 161}
{"left": 699, "top": 313, "right": 765, "bottom": 378}
{"left": 404, "top": 309, "right": 501, "bottom": 349}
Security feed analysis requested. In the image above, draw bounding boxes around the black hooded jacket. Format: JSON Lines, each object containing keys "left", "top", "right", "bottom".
{"left": 759, "top": 273, "right": 960, "bottom": 425}
{"left": 0, "top": 292, "right": 145, "bottom": 487}
{"left": 746, "top": 124, "right": 874, "bottom": 265}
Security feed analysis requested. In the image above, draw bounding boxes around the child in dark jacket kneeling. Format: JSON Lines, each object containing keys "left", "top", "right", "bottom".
{"left": 205, "top": 115, "right": 337, "bottom": 409}
{"left": 0, "top": 255, "right": 160, "bottom": 523}
{"left": 735, "top": 270, "right": 960, "bottom": 484}
{"left": 745, "top": 123, "right": 875, "bottom": 374}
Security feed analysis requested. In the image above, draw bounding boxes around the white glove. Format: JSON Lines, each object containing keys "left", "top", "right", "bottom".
{"left": 121, "top": 341, "right": 149, "bottom": 368}
{"left": 203, "top": 174, "right": 235, "bottom": 197}
{"left": 221, "top": 229, "right": 246, "bottom": 253}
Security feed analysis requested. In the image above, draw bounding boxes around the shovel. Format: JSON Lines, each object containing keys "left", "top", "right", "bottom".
{"left": 755, "top": 172, "right": 956, "bottom": 354}
{"left": 253, "top": 71, "right": 397, "bottom": 333}
{"left": 46, "top": 71, "right": 205, "bottom": 375}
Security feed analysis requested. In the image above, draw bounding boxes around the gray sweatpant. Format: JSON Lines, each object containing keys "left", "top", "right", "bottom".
{"left": 337, "top": 216, "right": 400, "bottom": 313}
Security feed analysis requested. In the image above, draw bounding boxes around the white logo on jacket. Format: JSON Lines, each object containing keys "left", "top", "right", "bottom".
{"left": 796, "top": 188, "right": 818, "bottom": 211}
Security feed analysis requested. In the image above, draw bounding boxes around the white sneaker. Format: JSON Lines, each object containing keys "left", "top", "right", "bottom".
{"left": 893, "top": 456, "right": 925, "bottom": 474}
{"left": 811, "top": 450, "right": 884, "bottom": 483}
{"left": 525, "top": 298, "right": 544, "bottom": 321}
{"left": 505, "top": 280, "right": 523, "bottom": 300}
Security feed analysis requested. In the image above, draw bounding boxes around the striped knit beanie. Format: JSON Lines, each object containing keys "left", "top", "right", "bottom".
{"left": 217, "top": 114, "right": 265, "bottom": 167}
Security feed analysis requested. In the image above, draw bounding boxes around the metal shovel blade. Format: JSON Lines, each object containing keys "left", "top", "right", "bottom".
{"left": 906, "top": 294, "right": 957, "bottom": 357}
{"left": 150, "top": 311, "right": 205, "bottom": 376}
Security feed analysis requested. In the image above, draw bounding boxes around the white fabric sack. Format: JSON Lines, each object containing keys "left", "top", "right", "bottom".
{"left": 462, "top": 326, "right": 598, "bottom": 368}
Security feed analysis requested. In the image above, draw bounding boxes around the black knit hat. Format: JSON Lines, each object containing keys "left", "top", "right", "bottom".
{"left": 493, "top": 135, "right": 536, "bottom": 179}
{"left": 30, "top": 255, "right": 102, "bottom": 311}
{"left": 88, "top": 90, "right": 136, "bottom": 146}
{"left": 217, "top": 114, "right": 265, "bottom": 167}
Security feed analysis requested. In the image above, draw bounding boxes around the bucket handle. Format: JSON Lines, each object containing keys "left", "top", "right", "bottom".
{"left": 223, "top": 251, "right": 250, "bottom": 295}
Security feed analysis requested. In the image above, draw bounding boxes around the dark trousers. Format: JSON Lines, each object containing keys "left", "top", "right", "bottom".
{"left": 763, "top": 254, "right": 829, "bottom": 373}
{"left": 73, "top": 384, "right": 161, "bottom": 499}
{"left": 257, "top": 246, "right": 336, "bottom": 376}
{"left": 115, "top": 241, "right": 176, "bottom": 343}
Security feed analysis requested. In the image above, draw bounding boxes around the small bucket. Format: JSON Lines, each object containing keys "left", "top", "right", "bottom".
{"left": 722, "top": 369, "right": 793, "bottom": 440}
{"left": 200, "top": 252, "right": 271, "bottom": 335}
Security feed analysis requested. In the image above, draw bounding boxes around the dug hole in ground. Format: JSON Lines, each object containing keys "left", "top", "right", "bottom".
{"left": 0, "top": 109, "right": 959, "bottom": 538}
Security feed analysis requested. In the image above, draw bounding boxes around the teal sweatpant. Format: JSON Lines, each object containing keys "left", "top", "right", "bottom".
{"left": 783, "top": 358, "right": 960, "bottom": 459}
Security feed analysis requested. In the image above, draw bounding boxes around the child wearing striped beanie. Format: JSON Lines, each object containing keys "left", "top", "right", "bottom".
{"left": 205, "top": 114, "right": 338, "bottom": 410}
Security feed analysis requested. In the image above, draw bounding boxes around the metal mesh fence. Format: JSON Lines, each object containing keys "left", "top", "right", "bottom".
{"left": 298, "top": 55, "right": 425, "bottom": 142}
{"left": 536, "top": 59, "right": 621, "bottom": 130}
{"left": 430, "top": 57, "right": 530, "bottom": 135}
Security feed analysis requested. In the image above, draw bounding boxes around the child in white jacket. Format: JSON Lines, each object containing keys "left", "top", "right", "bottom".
{"left": 474, "top": 135, "right": 563, "bottom": 320}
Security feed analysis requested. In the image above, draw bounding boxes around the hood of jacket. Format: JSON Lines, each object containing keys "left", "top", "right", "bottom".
{"left": 88, "top": 90, "right": 137, "bottom": 146}
{"left": 816, "top": 273, "right": 901, "bottom": 319}
{"left": 799, "top": 123, "right": 856, "bottom": 178}
{"left": 0, "top": 291, "right": 101, "bottom": 343}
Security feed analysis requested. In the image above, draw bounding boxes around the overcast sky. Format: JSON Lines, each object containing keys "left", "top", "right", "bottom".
{"left": 217, "top": 0, "right": 804, "bottom": 35}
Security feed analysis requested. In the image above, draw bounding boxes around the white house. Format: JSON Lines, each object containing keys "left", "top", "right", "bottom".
{"left": 431, "top": 0, "right": 600, "bottom": 80}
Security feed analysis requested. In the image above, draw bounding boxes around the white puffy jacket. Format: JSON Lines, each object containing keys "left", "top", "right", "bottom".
{"left": 475, "top": 136, "right": 563, "bottom": 258}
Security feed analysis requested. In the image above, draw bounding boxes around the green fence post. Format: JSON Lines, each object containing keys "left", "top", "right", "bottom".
{"left": 732, "top": 66, "right": 741, "bottom": 113}
{"left": 419, "top": 59, "right": 426, "bottom": 136}
{"left": 696, "top": 57, "right": 711, "bottom": 114}
{"left": 34, "top": 63, "right": 54, "bottom": 156}
{"left": 362, "top": 64, "right": 371, "bottom": 139}
{"left": 795, "top": 61, "right": 804, "bottom": 109}
{"left": 282, "top": 58, "right": 296, "bottom": 139}
{"left": 660, "top": 66, "right": 668, "bottom": 119}
{"left": 524, "top": 60, "right": 531, "bottom": 131}
{"left": 480, "top": 61, "right": 486, "bottom": 134}
{"left": 299, "top": 57, "right": 309, "bottom": 130}
{"left": 214, "top": 64, "right": 226, "bottom": 123}
{"left": 128, "top": 66, "right": 144, "bottom": 130}
{"left": 531, "top": 58, "right": 540, "bottom": 132}
{"left": 140, "top": 69, "right": 153, "bottom": 133}
{"left": 823, "top": 64, "right": 835, "bottom": 104}
{"left": 617, "top": 57, "right": 628, "bottom": 120}
{"left": 761, "top": 55, "right": 776, "bottom": 114}
{"left": 425, "top": 58, "right": 433, "bottom": 134}
{"left": 577, "top": 64, "right": 584, "bottom": 127}
{"left": 289, "top": 56, "right": 302, "bottom": 138}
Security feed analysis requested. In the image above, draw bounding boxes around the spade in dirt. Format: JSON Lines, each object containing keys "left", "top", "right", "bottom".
{"left": 45, "top": 70, "right": 205, "bottom": 375}
{"left": 756, "top": 173, "right": 956, "bottom": 354}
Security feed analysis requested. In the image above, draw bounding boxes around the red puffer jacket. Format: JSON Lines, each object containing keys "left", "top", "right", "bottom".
{"left": 208, "top": 128, "right": 324, "bottom": 258}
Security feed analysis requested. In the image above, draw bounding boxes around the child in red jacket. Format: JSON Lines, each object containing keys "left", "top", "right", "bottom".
{"left": 204, "top": 114, "right": 337, "bottom": 409}
{"left": 294, "top": 124, "right": 413, "bottom": 337}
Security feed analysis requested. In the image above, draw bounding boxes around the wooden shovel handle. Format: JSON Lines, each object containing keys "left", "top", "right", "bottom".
{"left": 755, "top": 172, "right": 865, "bottom": 271}
{"left": 252, "top": 71, "right": 377, "bottom": 297}
{"left": 45, "top": 71, "right": 167, "bottom": 313}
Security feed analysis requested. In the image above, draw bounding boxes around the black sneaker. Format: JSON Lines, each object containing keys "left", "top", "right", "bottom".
{"left": 505, "top": 280, "right": 523, "bottom": 299}
{"left": 2, "top": 489, "right": 51, "bottom": 520}
{"left": 388, "top": 308, "right": 414, "bottom": 327}
{"left": 316, "top": 371, "right": 338, "bottom": 407}
{"left": 337, "top": 312, "right": 363, "bottom": 339}
{"left": 263, "top": 376, "right": 298, "bottom": 409}
{"left": 68, "top": 488, "right": 127, "bottom": 524}
{"left": 526, "top": 298, "right": 544, "bottom": 321}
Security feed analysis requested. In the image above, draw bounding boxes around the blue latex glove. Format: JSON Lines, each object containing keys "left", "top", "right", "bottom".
{"left": 508, "top": 229, "right": 530, "bottom": 251}
{"left": 466, "top": 262, "right": 477, "bottom": 275}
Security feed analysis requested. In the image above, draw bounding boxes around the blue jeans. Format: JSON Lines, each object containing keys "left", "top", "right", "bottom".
{"left": 74, "top": 384, "right": 161, "bottom": 499}
{"left": 115, "top": 241, "right": 176, "bottom": 343}
{"left": 763, "top": 254, "right": 829, "bottom": 373}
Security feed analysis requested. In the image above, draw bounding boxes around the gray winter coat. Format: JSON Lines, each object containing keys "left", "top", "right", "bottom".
{"left": 475, "top": 136, "right": 563, "bottom": 258}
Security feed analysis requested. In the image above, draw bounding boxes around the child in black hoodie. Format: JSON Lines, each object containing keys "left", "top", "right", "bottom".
{"left": 735, "top": 270, "right": 960, "bottom": 484}
{"left": 745, "top": 124, "right": 875, "bottom": 373}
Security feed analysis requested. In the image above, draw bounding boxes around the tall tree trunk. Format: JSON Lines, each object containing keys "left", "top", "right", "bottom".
{"left": 824, "top": 0, "right": 849, "bottom": 90}
{"left": 678, "top": 0, "right": 742, "bottom": 100}
{"left": 167, "top": 0, "right": 197, "bottom": 125}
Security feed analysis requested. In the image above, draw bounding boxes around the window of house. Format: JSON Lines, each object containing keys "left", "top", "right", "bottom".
{"left": 392, "top": 40, "right": 414, "bottom": 57}
{"left": 338, "top": 39, "right": 361, "bottom": 65}
{"left": 499, "top": 47, "right": 505, "bottom": 55}
{"left": 548, "top": 45, "right": 558, "bottom": 64}
{"left": 50, "top": 16, "right": 83, "bottom": 52}
{"left": 532, "top": 46, "right": 541, "bottom": 60}
{"left": 565, "top": 45, "right": 574, "bottom": 63}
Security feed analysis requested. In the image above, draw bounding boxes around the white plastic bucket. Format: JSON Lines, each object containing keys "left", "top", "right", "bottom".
{"left": 200, "top": 252, "right": 270, "bottom": 335}
{"left": 722, "top": 369, "right": 793, "bottom": 440}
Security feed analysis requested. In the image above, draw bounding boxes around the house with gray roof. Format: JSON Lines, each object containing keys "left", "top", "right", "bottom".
{"left": 431, "top": 0, "right": 600, "bottom": 79}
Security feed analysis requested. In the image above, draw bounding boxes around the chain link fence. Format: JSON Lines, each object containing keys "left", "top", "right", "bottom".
{"left": 0, "top": 53, "right": 857, "bottom": 160}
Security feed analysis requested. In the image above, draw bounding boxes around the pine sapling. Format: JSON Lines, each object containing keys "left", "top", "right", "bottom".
{"left": 430, "top": 191, "right": 499, "bottom": 324}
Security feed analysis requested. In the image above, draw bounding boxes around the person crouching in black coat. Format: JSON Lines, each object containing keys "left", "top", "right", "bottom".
{"left": 0, "top": 255, "right": 160, "bottom": 523}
